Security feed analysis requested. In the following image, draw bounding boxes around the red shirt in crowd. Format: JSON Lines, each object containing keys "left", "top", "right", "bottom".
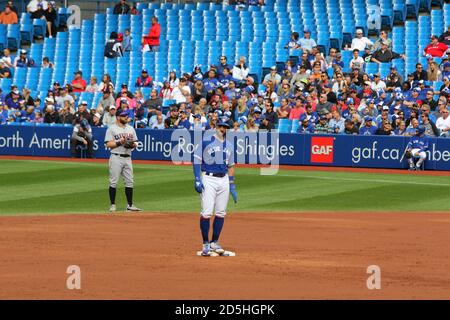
{"left": 71, "top": 78, "right": 87, "bottom": 92}
{"left": 424, "top": 42, "right": 449, "bottom": 57}
{"left": 143, "top": 23, "right": 161, "bottom": 47}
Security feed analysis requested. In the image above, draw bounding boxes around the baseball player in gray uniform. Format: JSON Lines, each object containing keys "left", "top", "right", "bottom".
{"left": 104, "top": 111, "right": 142, "bottom": 213}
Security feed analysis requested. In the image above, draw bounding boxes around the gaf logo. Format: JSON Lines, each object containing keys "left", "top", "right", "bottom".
{"left": 311, "top": 137, "right": 334, "bottom": 163}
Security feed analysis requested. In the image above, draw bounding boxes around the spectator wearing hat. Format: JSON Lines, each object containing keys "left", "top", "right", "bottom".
{"left": 375, "top": 120, "right": 393, "bottom": 135}
{"left": 44, "top": 1, "right": 57, "bottom": 38}
{"left": 116, "top": 83, "right": 133, "bottom": 99}
{"left": 104, "top": 32, "right": 123, "bottom": 58}
{"left": 0, "top": 61, "right": 11, "bottom": 78}
{"left": 43, "top": 104, "right": 60, "bottom": 123}
{"left": 424, "top": 35, "right": 449, "bottom": 58}
{"left": 371, "top": 41, "right": 405, "bottom": 63}
{"left": 439, "top": 25, "right": 450, "bottom": 46}
{"left": 55, "top": 86, "right": 74, "bottom": 109}
{"left": 202, "top": 69, "right": 219, "bottom": 94}
{"left": 435, "top": 106, "right": 450, "bottom": 136}
{"left": 71, "top": 118, "right": 93, "bottom": 158}
{"left": 263, "top": 66, "right": 281, "bottom": 87}
{"left": 13, "top": 50, "right": 34, "bottom": 67}
{"left": 403, "top": 88, "right": 422, "bottom": 111}
{"left": 6, "top": 1, "right": 17, "bottom": 14}
{"left": 441, "top": 62, "right": 450, "bottom": 79}
{"left": 74, "top": 101, "right": 91, "bottom": 122}
{"left": 297, "top": 116, "right": 315, "bottom": 133}
{"left": 375, "top": 105, "right": 392, "bottom": 124}
{"left": 343, "top": 118, "right": 358, "bottom": 135}
{"left": 349, "top": 49, "right": 365, "bottom": 70}
{"left": 113, "top": 0, "right": 130, "bottom": 14}
{"left": 102, "top": 105, "right": 117, "bottom": 127}
{"left": 385, "top": 67, "right": 403, "bottom": 92}
{"left": 142, "top": 16, "right": 161, "bottom": 52}
{"left": 350, "top": 29, "right": 373, "bottom": 51}
{"left": 298, "top": 30, "right": 317, "bottom": 54}
{"left": 190, "top": 65, "right": 204, "bottom": 82}
{"left": 135, "top": 69, "right": 153, "bottom": 87}
{"left": 27, "top": 0, "right": 48, "bottom": 19}
{"left": 359, "top": 116, "right": 377, "bottom": 135}
{"left": 0, "top": 4, "right": 18, "bottom": 24}
{"left": 371, "top": 74, "right": 386, "bottom": 92}
{"left": 95, "top": 89, "right": 114, "bottom": 111}
{"left": 314, "top": 114, "right": 332, "bottom": 134}
{"left": 71, "top": 71, "right": 87, "bottom": 93}
{"left": 232, "top": 56, "right": 249, "bottom": 86}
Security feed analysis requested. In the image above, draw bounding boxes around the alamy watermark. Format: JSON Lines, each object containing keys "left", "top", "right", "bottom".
{"left": 170, "top": 129, "right": 281, "bottom": 175}
{"left": 366, "top": 265, "right": 381, "bottom": 290}
{"left": 66, "top": 265, "right": 81, "bottom": 290}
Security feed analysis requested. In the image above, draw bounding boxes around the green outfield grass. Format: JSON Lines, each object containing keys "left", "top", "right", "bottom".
{"left": 0, "top": 159, "right": 449, "bottom": 216}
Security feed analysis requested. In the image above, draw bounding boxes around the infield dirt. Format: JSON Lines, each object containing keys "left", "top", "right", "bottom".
{"left": 1, "top": 212, "right": 450, "bottom": 299}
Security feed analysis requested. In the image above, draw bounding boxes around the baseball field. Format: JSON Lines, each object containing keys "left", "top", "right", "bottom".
{"left": 1, "top": 156, "right": 450, "bottom": 299}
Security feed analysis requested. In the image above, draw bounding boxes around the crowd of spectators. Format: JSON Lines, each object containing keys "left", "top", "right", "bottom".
{"left": 1, "top": 1, "right": 450, "bottom": 139}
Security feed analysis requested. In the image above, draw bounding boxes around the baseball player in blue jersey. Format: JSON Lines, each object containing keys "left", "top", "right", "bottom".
{"left": 405, "top": 126, "right": 428, "bottom": 171}
{"left": 193, "top": 122, "right": 238, "bottom": 257}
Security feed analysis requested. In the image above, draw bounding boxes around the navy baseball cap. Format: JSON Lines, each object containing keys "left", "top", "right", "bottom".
{"left": 416, "top": 126, "right": 426, "bottom": 135}
{"left": 119, "top": 111, "right": 128, "bottom": 117}
{"left": 320, "top": 114, "right": 327, "bottom": 120}
{"left": 364, "top": 115, "right": 373, "bottom": 122}
{"left": 193, "top": 114, "right": 201, "bottom": 119}
{"left": 217, "top": 121, "right": 230, "bottom": 128}
{"left": 142, "top": 69, "right": 148, "bottom": 73}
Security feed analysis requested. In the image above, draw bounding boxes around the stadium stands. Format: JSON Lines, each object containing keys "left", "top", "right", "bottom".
{"left": 0, "top": 0, "right": 449, "bottom": 136}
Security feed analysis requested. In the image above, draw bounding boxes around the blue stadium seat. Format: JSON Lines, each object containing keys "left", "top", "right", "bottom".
{"left": 7, "top": 24, "right": 20, "bottom": 50}
{"left": 33, "top": 19, "right": 47, "bottom": 38}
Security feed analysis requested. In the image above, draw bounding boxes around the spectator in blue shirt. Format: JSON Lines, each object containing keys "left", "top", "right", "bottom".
{"left": 219, "top": 67, "right": 233, "bottom": 89}
{"left": 298, "top": 30, "right": 317, "bottom": 54}
{"left": 359, "top": 116, "right": 378, "bottom": 135}
{"left": 6, "top": 90, "right": 20, "bottom": 110}
{"left": 202, "top": 69, "right": 219, "bottom": 93}
{"left": 297, "top": 117, "right": 315, "bottom": 133}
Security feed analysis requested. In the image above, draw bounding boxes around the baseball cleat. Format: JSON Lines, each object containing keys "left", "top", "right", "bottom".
{"left": 126, "top": 205, "right": 143, "bottom": 212}
{"left": 201, "top": 243, "right": 211, "bottom": 256}
{"left": 210, "top": 241, "right": 225, "bottom": 254}
{"left": 408, "top": 166, "right": 416, "bottom": 171}
{"left": 109, "top": 204, "right": 116, "bottom": 213}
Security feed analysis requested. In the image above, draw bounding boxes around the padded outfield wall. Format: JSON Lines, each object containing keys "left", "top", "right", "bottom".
{"left": 1, "top": 125, "right": 450, "bottom": 170}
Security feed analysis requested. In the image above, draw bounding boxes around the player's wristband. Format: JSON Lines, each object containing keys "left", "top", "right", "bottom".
{"left": 229, "top": 176, "right": 235, "bottom": 184}
{"left": 115, "top": 140, "right": 122, "bottom": 147}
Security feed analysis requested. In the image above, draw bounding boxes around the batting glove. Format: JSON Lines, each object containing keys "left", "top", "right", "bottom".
{"left": 194, "top": 178, "right": 204, "bottom": 194}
